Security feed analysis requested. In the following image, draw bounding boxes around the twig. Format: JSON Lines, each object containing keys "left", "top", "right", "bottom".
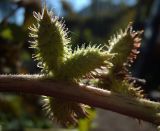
{"left": 0, "top": 74, "right": 160, "bottom": 125}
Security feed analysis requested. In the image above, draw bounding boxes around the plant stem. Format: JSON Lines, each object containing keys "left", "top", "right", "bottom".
{"left": 0, "top": 74, "right": 160, "bottom": 125}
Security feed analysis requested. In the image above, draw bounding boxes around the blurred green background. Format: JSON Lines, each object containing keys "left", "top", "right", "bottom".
{"left": 0, "top": 0, "right": 160, "bottom": 130}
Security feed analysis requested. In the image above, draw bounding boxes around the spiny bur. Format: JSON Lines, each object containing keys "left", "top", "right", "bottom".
{"left": 99, "top": 23, "right": 144, "bottom": 98}
{"left": 29, "top": 4, "right": 113, "bottom": 126}
{"left": 57, "top": 45, "right": 113, "bottom": 80}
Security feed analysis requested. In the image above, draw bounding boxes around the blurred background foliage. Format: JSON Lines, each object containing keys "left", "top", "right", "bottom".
{"left": 0, "top": 0, "right": 160, "bottom": 130}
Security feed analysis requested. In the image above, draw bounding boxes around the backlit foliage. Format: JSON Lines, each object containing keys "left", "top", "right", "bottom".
{"left": 29, "top": 4, "right": 144, "bottom": 126}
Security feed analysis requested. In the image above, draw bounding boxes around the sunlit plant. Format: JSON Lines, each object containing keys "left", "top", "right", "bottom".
{"left": 29, "top": 4, "right": 113, "bottom": 126}
{"left": 29, "top": 3, "right": 144, "bottom": 127}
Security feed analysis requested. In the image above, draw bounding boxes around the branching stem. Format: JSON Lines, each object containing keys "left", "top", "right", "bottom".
{"left": 0, "top": 74, "right": 160, "bottom": 125}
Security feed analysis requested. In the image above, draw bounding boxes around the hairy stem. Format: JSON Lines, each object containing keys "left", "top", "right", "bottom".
{"left": 0, "top": 74, "right": 160, "bottom": 125}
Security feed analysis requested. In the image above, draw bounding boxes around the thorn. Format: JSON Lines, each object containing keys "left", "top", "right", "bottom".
{"left": 33, "top": 11, "right": 41, "bottom": 21}
{"left": 29, "top": 33, "right": 38, "bottom": 38}
{"left": 28, "top": 40, "right": 37, "bottom": 44}
{"left": 132, "top": 49, "right": 139, "bottom": 54}
{"left": 134, "top": 42, "right": 141, "bottom": 48}
{"left": 134, "top": 37, "right": 141, "bottom": 43}
{"left": 91, "top": 71, "right": 97, "bottom": 76}
{"left": 95, "top": 68, "right": 102, "bottom": 74}
{"left": 28, "top": 26, "right": 38, "bottom": 32}
{"left": 100, "top": 66, "right": 107, "bottom": 70}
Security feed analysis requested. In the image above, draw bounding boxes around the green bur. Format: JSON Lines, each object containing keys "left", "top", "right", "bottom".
{"left": 29, "top": 5, "right": 113, "bottom": 126}
{"left": 99, "top": 23, "right": 144, "bottom": 98}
